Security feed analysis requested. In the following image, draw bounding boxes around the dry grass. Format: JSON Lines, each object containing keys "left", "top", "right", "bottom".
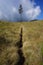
{"left": 0, "top": 20, "right": 43, "bottom": 65}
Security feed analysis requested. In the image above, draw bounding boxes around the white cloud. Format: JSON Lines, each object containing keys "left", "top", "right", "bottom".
{"left": 21, "top": 0, "right": 41, "bottom": 20}
{"left": 0, "top": 11, "right": 3, "bottom": 19}
{"left": 0, "top": 0, "right": 41, "bottom": 21}
{"left": 0, "top": 11, "right": 2, "bottom": 17}
{"left": 10, "top": 0, "right": 41, "bottom": 21}
{"left": 12, "top": 7, "right": 17, "bottom": 13}
{"left": 26, "top": 6, "right": 41, "bottom": 20}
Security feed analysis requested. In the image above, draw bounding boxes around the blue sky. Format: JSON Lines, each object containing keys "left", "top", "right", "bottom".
{"left": 35, "top": 0, "right": 43, "bottom": 20}
{"left": 0, "top": 0, "right": 43, "bottom": 21}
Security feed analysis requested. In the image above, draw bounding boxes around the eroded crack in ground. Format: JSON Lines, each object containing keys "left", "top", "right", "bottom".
{"left": 16, "top": 27, "right": 25, "bottom": 65}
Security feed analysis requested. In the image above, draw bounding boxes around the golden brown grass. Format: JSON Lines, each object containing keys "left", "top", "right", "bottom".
{"left": 0, "top": 20, "right": 43, "bottom": 65}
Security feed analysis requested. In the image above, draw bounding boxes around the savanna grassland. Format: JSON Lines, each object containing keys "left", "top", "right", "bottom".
{"left": 0, "top": 20, "right": 43, "bottom": 65}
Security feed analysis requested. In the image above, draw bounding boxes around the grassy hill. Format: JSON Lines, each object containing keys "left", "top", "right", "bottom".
{"left": 0, "top": 20, "right": 43, "bottom": 65}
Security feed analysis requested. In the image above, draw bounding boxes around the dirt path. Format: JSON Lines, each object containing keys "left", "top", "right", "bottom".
{"left": 16, "top": 27, "right": 25, "bottom": 65}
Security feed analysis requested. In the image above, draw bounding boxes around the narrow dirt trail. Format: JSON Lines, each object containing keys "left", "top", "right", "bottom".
{"left": 16, "top": 27, "right": 25, "bottom": 65}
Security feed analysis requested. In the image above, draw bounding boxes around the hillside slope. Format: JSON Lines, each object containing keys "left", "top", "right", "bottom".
{"left": 0, "top": 20, "right": 43, "bottom": 65}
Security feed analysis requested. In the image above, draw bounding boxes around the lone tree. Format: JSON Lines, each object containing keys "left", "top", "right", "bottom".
{"left": 19, "top": 4, "right": 23, "bottom": 22}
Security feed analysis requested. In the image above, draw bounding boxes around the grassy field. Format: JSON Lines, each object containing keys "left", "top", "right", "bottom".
{"left": 0, "top": 20, "right": 43, "bottom": 65}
